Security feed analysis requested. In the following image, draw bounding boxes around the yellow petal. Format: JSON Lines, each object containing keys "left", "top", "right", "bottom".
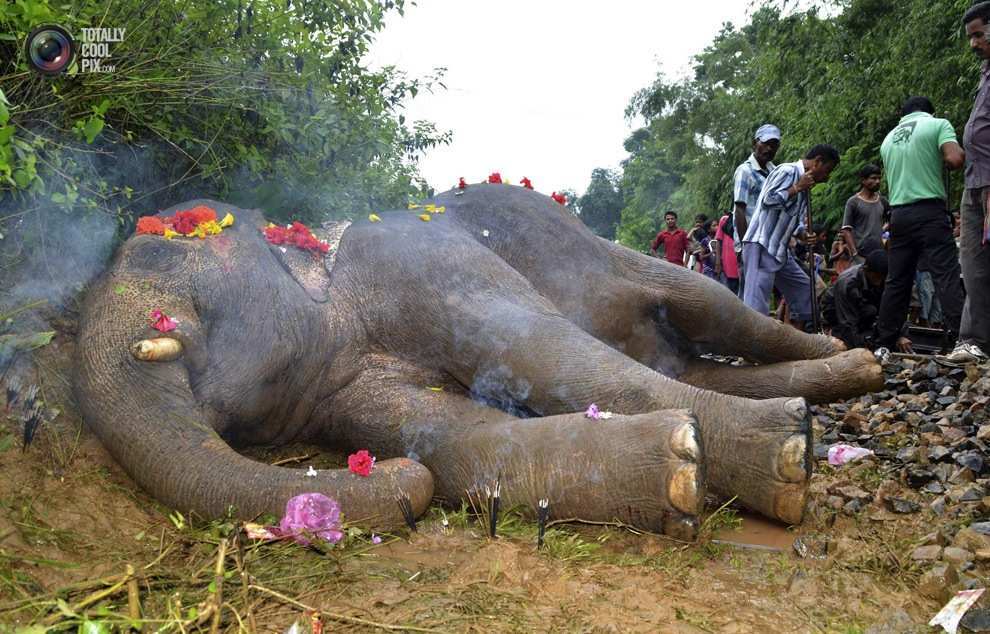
{"left": 266, "top": 222, "right": 276, "bottom": 228}
{"left": 434, "top": 206, "right": 446, "bottom": 214}
{"left": 418, "top": 213, "right": 431, "bottom": 222}
{"left": 369, "top": 213, "right": 382, "bottom": 223}
{"left": 163, "top": 228, "right": 179, "bottom": 240}
{"left": 407, "top": 203, "right": 421, "bottom": 210}
{"left": 424, "top": 203, "right": 436, "bottom": 211}
{"left": 219, "top": 212, "right": 235, "bottom": 228}
{"left": 427, "top": 386, "right": 444, "bottom": 392}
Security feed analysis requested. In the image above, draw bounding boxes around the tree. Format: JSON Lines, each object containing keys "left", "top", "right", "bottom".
{"left": 576, "top": 168, "right": 623, "bottom": 240}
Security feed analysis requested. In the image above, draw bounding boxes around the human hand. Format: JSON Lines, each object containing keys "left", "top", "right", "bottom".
{"left": 801, "top": 231, "right": 817, "bottom": 246}
{"left": 896, "top": 337, "right": 914, "bottom": 353}
{"left": 795, "top": 171, "right": 816, "bottom": 192}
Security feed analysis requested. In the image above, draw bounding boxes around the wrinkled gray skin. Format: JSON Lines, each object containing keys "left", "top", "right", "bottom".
{"left": 75, "top": 185, "right": 882, "bottom": 538}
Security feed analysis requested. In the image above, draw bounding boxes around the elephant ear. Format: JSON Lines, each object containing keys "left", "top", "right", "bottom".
{"left": 264, "top": 220, "right": 351, "bottom": 303}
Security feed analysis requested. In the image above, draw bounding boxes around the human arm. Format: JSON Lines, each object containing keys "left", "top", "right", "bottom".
{"left": 938, "top": 120, "right": 964, "bottom": 170}
{"left": 650, "top": 232, "right": 663, "bottom": 257}
{"left": 840, "top": 199, "right": 858, "bottom": 256}
{"left": 733, "top": 202, "right": 748, "bottom": 241}
{"left": 732, "top": 165, "right": 750, "bottom": 239}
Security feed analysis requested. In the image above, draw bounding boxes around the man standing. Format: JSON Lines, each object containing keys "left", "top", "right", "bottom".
{"left": 941, "top": 2, "right": 990, "bottom": 364}
{"left": 840, "top": 164, "right": 890, "bottom": 261}
{"left": 650, "top": 211, "right": 689, "bottom": 266}
{"left": 714, "top": 213, "right": 739, "bottom": 293}
{"left": 875, "top": 96, "right": 965, "bottom": 353}
{"left": 741, "top": 144, "right": 840, "bottom": 327}
{"left": 733, "top": 124, "right": 782, "bottom": 295}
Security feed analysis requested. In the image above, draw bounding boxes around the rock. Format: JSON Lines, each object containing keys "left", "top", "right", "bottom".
{"left": 918, "top": 562, "right": 958, "bottom": 603}
{"left": 835, "top": 485, "right": 872, "bottom": 502}
{"left": 929, "top": 446, "right": 953, "bottom": 462}
{"left": 977, "top": 425, "right": 990, "bottom": 442}
{"left": 974, "top": 548, "right": 990, "bottom": 562}
{"left": 956, "top": 452, "right": 985, "bottom": 474}
{"left": 943, "top": 546, "right": 975, "bottom": 565}
{"left": 826, "top": 495, "right": 845, "bottom": 510}
{"left": 925, "top": 481, "right": 946, "bottom": 494}
{"left": 843, "top": 499, "right": 863, "bottom": 515}
{"left": 969, "top": 521, "right": 990, "bottom": 534}
{"left": 931, "top": 496, "right": 948, "bottom": 515}
{"left": 961, "top": 608, "right": 990, "bottom": 632}
{"left": 910, "top": 545, "right": 943, "bottom": 562}
{"left": 886, "top": 497, "right": 920, "bottom": 514}
{"left": 942, "top": 427, "right": 968, "bottom": 443}
{"left": 865, "top": 609, "right": 920, "bottom": 634}
{"left": 842, "top": 412, "right": 870, "bottom": 434}
{"left": 813, "top": 443, "right": 829, "bottom": 460}
{"left": 953, "top": 527, "right": 990, "bottom": 552}
{"left": 906, "top": 467, "right": 936, "bottom": 488}
{"left": 875, "top": 479, "right": 901, "bottom": 504}
{"left": 921, "top": 530, "right": 949, "bottom": 546}
{"left": 896, "top": 446, "right": 919, "bottom": 463}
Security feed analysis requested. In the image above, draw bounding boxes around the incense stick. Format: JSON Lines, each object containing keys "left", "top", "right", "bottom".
{"left": 396, "top": 492, "right": 416, "bottom": 532}
{"left": 537, "top": 498, "right": 550, "bottom": 549}
{"left": 488, "top": 478, "right": 501, "bottom": 539}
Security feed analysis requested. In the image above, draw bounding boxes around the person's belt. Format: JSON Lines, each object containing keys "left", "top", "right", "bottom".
{"left": 890, "top": 197, "right": 945, "bottom": 210}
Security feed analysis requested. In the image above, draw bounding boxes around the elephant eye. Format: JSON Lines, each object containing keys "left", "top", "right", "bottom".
{"left": 126, "top": 239, "right": 188, "bottom": 273}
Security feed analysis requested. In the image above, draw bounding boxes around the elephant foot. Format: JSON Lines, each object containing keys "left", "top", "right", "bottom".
{"left": 424, "top": 410, "right": 706, "bottom": 539}
{"left": 699, "top": 395, "right": 811, "bottom": 525}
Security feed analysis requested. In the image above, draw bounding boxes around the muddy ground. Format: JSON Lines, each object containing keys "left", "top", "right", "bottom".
{"left": 0, "top": 320, "right": 984, "bottom": 633}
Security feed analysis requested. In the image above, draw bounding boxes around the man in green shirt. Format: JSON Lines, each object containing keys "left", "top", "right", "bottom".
{"left": 876, "top": 96, "right": 966, "bottom": 351}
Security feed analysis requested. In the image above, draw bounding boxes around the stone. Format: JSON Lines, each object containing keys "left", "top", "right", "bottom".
{"left": 896, "top": 446, "right": 919, "bottom": 463}
{"left": 961, "top": 608, "right": 990, "bottom": 632}
{"left": 886, "top": 497, "right": 920, "bottom": 514}
{"left": 835, "top": 485, "right": 872, "bottom": 502}
{"left": 843, "top": 499, "right": 863, "bottom": 515}
{"left": 905, "top": 467, "right": 935, "bottom": 488}
{"left": 956, "top": 452, "right": 985, "bottom": 474}
{"left": 929, "top": 446, "right": 952, "bottom": 462}
{"left": 942, "top": 546, "right": 975, "bottom": 565}
{"left": 969, "top": 521, "right": 990, "bottom": 534}
{"left": 974, "top": 548, "right": 990, "bottom": 561}
{"left": 910, "top": 545, "right": 943, "bottom": 562}
{"left": 950, "top": 467, "right": 978, "bottom": 485}
{"left": 977, "top": 425, "right": 990, "bottom": 442}
{"left": 921, "top": 530, "right": 949, "bottom": 546}
{"left": 826, "top": 495, "right": 845, "bottom": 510}
{"left": 918, "top": 562, "right": 958, "bottom": 603}
{"left": 864, "top": 609, "right": 919, "bottom": 634}
{"left": 925, "top": 481, "right": 946, "bottom": 494}
{"left": 941, "top": 427, "right": 968, "bottom": 443}
{"left": 931, "top": 496, "right": 948, "bottom": 515}
{"left": 953, "top": 527, "right": 990, "bottom": 552}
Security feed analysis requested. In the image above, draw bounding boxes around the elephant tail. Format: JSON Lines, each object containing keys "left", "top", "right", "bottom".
{"left": 74, "top": 279, "right": 433, "bottom": 528}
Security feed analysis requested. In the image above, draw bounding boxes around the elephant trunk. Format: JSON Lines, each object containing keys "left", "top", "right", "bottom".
{"left": 75, "top": 284, "right": 432, "bottom": 528}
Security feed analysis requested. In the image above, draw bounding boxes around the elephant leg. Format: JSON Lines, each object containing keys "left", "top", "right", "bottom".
{"left": 676, "top": 348, "right": 884, "bottom": 403}
{"left": 327, "top": 357, "right": 705, "bottom": 539}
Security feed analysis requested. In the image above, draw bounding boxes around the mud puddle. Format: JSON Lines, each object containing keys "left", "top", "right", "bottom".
{"left": 712, "top": 511, "right": 796, "bottom": 552}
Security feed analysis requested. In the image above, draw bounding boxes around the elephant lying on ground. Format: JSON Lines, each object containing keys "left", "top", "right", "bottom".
{"left": 75, "top": 185, "right": 883, "bottom": 539}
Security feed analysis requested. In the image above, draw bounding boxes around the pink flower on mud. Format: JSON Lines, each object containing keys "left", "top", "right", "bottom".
{"left": 371, "top": 534, "right": 382, "bottom": 544}
{"left": 150, "top": 309, "right": 178, "bottom": 333}
{"left": 276, "top": 493, "right": 343, "bottom": 546}
{"left": 348, "top": 449, "right": 376, "bottom": 476}
{"left": 585, "top": 403, "right": 601, "bottom": 420}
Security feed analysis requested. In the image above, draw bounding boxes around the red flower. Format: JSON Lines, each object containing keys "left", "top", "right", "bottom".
{"left": 457, "top": 177, "right": 467, "bottom": 190}
{"left": 136, "top": 216, "right": 166, "bottom": 235}
{"left": 520, "top": 177, "right": 533, "bottom": 190}
{"left": 187, "top": 205, "right": 217, "bottom": 225}
{"left": 551, "top": 191, "right": 567, "bottom": 205}
{"left": 487, "top": 172, "right": 502, "bottom": 184}
{"left": 171, "top": 210, "right": 199, "bottom": 235}
{"left": 264, "top": 221, "right": 330, "bottom": 254}
{"left": 348, "top": 449, "right": 375, "bottom": 477}
{"left": 150, "top": 309, "right": 178, "bottom": 333}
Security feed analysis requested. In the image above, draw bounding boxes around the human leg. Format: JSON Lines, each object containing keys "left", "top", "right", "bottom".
{"left": 960, "top": 188, "right": 990, "bottom": 351}
{"left": 876, "top": 206, "right": 922, "bottom": 346}
{"left": 741, "top": 242, "right": 778, "bottom": 318}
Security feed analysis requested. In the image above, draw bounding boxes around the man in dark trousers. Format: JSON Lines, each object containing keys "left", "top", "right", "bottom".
{"left": 875, "top": 96, "right": 966, "bottom": 353}
{"left": 941, "top": 1, "right": 990, "bottom": 364}
{"left": 650, "top": 211, "right": 689, "bottom": 266}
{"left": 821, "top": 249, "right": 889, "bottom": 349}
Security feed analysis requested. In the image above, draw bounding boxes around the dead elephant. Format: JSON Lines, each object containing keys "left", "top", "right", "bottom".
{"left": 75, "top": 185, "right": 883, "bottom": 539}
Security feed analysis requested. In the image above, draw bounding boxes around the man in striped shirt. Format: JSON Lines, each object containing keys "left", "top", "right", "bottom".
{"left": 740, "top": 144, "right": 841, "bottom": 327}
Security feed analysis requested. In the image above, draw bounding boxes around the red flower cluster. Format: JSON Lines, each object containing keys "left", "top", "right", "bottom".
{"left": 551, "top": 191, "right": 567, "bottom": 206}
{"left": 150, "top": 309, "right": 178, "bottom": 333}
{"left": 458, "top": 177, "right": 467, "bottom": 189}
{"left": 520, "top": 177, "right": 533, "bottom": 190}
{"left": 487, "top": 172, "right": 502, "bottom": 184}
{"left": 348, "top": 449, "right": 375, "bottom": 477}
{"left": 264, "top": 222, "right": 330, "bottom": 254}
{"left": 171, "top": 206, "right": 217, "bottom": 234}
{"left": 136, "top": 216, "right": 166, "bottom": 235}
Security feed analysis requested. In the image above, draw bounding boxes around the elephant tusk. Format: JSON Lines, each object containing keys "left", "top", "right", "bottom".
{"left": 130, "top": 338, "right": 183, "bottom": 362}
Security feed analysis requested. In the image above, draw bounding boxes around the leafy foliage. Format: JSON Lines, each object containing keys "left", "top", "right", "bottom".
{"left": 0, "top": 0, "right": 449, "bottom": 246}
{"left": 575, "top": 167, "right": 623, "bottom": 240}
{"left": 613, "top": 0, "right": 976, "bottom": 252}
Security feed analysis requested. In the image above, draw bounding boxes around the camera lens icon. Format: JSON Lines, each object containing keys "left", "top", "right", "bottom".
{"left": 25, "top": 25, "right": 75, "bottom": 75}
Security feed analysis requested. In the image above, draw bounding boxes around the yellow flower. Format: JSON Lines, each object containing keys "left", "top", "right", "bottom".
{"left": 407, "top": 203, "right": 421, "bottom": 210}
{"left": 369, "top": 214, "right": 382, "bottom": 223}
{"left": 433, "top": 206, "right": 446, "bottom": 214}
{"left": 199, "top": 220, "right": 222, "bottom": 236}
{"left": 418, "top": 213, "right": 431, "bottom": 222}
{"left": 163, "top": 228, "right": 179, "bottom": 240}
{"left": 424, "top": 203, "right": 436, "bottom": 212}
{"left": 427, "top": 386, "right": 444, "bottom": 392}
{"left": 266, "top": 222, "right": 276, "bottom": 228}
{"left": 219, "top": 213, "right": 235, "bottom": 228}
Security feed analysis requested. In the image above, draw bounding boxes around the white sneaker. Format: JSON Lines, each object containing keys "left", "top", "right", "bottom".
{"left": 936, "top": 342, "right": 989, "bottom": 366}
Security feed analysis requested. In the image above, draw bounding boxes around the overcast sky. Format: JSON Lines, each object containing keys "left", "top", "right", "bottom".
{"left": 366, "top": 1, "right": 755, "bottom": 196}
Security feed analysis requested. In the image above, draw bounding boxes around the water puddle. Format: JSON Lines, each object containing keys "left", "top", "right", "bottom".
{"left": 711, "top": 511, "right": 796, "bottom": 552}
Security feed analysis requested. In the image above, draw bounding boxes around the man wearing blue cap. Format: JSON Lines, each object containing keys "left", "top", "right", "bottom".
{"left": 732, "top": 124, "right": 781, "bottom": 297}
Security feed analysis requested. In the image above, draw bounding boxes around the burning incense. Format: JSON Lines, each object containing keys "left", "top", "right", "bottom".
{"left": 537, "top": 498, "right": 550, "bottom": 549}
{"left": 4, "top": 376, "right": 20, "bottom": 412}
{"left": 488, "top": 478, "right": 501, "bottom": 539}
{"left": 396, "top": 492, "right": 416, "bottom": 532}
{"left": 22, "top": 406, "right": 42, "bottom": 450}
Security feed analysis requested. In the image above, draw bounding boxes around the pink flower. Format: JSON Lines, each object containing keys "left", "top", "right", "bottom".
{"left": 371, "top": 534, "right": 382, "bottom": 544}
{"left": 585, "top": 403, "right": 601, "bottom": 420}
{"left": 348, "top": 449, "right": 376, "bottom": 476}
{"left": 150, "top": 309, "right": 177, "bottom": 333}
{"left": 551, "top": 191, "right": 567, "bottom": 206}
{"left": 520, "top": 177, "right": 533, "bottom": 190}
{"left": 487, "top": 172, "right": 503, "bottom": 184}
{"left": 276, "top": 493, "right": 343, "bottom": 546}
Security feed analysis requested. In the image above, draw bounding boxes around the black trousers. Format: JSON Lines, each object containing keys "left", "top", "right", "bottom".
{"left": 960, "top": 187, "right": 990, "bottom": 350}
{"left": 876, "top": 199, "right": 964, "bottom": 346}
